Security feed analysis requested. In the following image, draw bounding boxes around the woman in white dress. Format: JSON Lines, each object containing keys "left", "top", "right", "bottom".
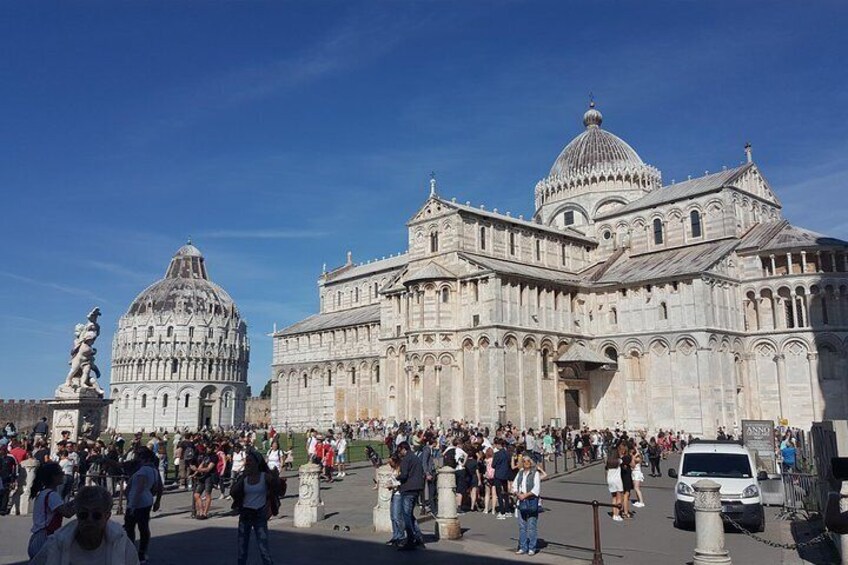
{"left": 605, "top": 452, "right": 623, "bottom": 522}
{"left": 630, "top": 448, "right": 646, "bottom": 508}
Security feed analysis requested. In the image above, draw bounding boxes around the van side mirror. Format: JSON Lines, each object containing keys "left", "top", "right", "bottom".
{"left": 668, "top": 469, "right": 678, "bottom": 479}
{"left": 757, "top": 471, "right": 768, "bottom": 481}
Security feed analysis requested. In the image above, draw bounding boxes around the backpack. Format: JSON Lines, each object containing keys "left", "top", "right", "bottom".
{"left": 183, "top": 443, "right": 196, "bottom": 462}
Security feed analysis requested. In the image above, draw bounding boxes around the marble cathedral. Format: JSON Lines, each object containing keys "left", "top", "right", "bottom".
{"left": 271, "top": 103, "right": 848, "bottom": 435}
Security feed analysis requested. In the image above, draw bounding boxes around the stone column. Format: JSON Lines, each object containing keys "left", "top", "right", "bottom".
{"left": 435, "top": 466, "right": 461, "bottom": 539}
{"left": 808, "top": 352, "right": 823, "bottom": 422}
{"left": 775, "top": 354, "right": 788, "bottom": 422}
{"left": 19, "top": 459, "right": 39, "bottom": 516}
{"left": 293, "top": 463, "right": 324, "bottom": 528}
{"left": 373, "top": 464, "right": 394, "bottom": 533}
{"left": 692, "top": 479, "right": 732, "bottom": 565}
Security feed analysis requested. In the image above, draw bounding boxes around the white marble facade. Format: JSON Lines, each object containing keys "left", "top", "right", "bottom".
{"left": 271, "top": 104, "right": 848, "bottom": 436}
{"left": 108, "top": 243, "right": 250, "bottom": 432}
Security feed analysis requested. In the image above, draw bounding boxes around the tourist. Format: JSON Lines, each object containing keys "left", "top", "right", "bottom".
{"left": 322, "top": 437, "right": 335, "bottom": 482}
{"left": 605, "top": 451, "right": 623, "bottom": 522}
{"left": 395, "top": 441, "right": 424, "bottom": 551}
{"left": 124, "top": 447, "right": 161, "bottom": 564}
{"left": 216, "top": 442, "right": 229, "bottom": 498}
{"left": 647, "top": 437, "right": 662, "bottom": 477}
{"left": 231, "top": 451, "right": 280, "bottom": 565}
{"left": 418, "top": 435, "right": 437, "bottom": 514}
{"left": 27, "top": 462, "right": 77, "bottom": 558}
{"left": 190, "top": 443, "right": 218, "bottom": 519}
{"left": 57, "top": 449, "right": 75, "bottom": 501}
{"left": 442, "top": 438, "right": 467, "bottom": 513}
{"left": 618, "top": 442, "right": 634, "bottom": 519}
{"left": 781, "top": 439, "right": 797, "bottom": 473}
{"left": 266, "top": 439, "right": 282, "bottom": 473}
{"left": 231, "top": 443, "right": 246, "bottom": 491}
{"left": 385, "top": 454, "right": 405, "bottom": 547}
{"left": 335, "top": 434, "right": 348, "bottom": 478}
{"left": 283, "top": 447, "right": 294, "bottom": 471}
{"left": 466, "top": 447, "right": 481, "bottom": 511}
{"left": 513, "top": 454, "right": 541, "bottom": 556}
{"left": 156, "top": 440, "right": 168, "bottom": 487}
{"left": 30, "top": 485, "right": 139, "bottom": 565}
{"left": 482, "top": 445, "right": 496, "bottom": 514}
{"left": 630, "top": 447, "right": 645, "bottom": 508}
{"left": 33, "top": 417, "right": 49, "bottom": 443}
{"left": 0, "top": 444, "right": 17, "bottom": 515}
{"left": 492, "top": 438, "right": 512, "bottom": 520}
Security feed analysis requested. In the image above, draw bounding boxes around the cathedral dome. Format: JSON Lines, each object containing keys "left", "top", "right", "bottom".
{"left": 548, "top": 103, "right": 645, "bottom": 177}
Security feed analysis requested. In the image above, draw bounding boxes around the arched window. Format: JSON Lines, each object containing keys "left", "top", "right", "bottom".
{"left": 147, "top": 326, "right": 154, "bottom": 338}
{"left": 822, "top": 296, "right": 830, "bottom": 325}
{"left": 604, "top": 346, "right": 618, "bottom": 363}
{"left": 141, "top": 394, "right": 147, "bottom": 408}
{"left": 535, "top": 239, "right": 541, "bottom": 261}
{"left": 351, "top": 368, "right": 357, "bottom": 385}
{"left": 166, "top": 326, "right": 173, "bottom": 337}
{"left": 541, "top": 349, "right": 550, "bottom": 379}
{"left": 374, "top": 282, "right": 379, "bottom": 297}
{"left": 441, "top": 287, "right": 450, "bottom": 303}
{"left": 355, "top": 287, "right": 360, "bottom": 302}
{"left": 509, "top": 232, "right": 516, "bottom": 255}
{"left": 653, "top": 218, "right": 664, "bottom": 245}
{"left": 327, "top": 370, "right": 333, "bottom": 387}
{"left": 184, "top": 393, "right": 190, "bottom": 408}
{"left": 171, "top": 359, "right": 178, "bottom": 374}
{"left": 223, "top": 393, "right": 229, "bottom": 408}
{"left": 430, "top": 232, "right": 439, "bottom": 253}
{"left": 659, "top": 302, "right": 668, "bottom": 320}
{"left": 375, "top": 365, "right": 380, "bottom": 383}
{"left": 189, "top": 327, "right": 194, "bottom": 339}
{"left": 208, "top": 328, "right": 214, "bottom": 338}
{"left": 480, "top": 226, "right": 487, "bottom": 250}
{"left": 609, "top": 306, "right": 618, "bottom": 326}
{"left": 303, "top": 374, "right": 308, "bottom": 388}
{"left": 690, "top": 210, "right": 702, "bottom": 238}
{"left": 124, "top": 395, "right": 129, "bottom": 409}
{"left": 162, "top": 394, "right": 169, "bottom": 408}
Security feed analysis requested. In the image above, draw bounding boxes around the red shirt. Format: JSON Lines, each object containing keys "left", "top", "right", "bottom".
{"left": 323, "top": 448, "right": 335, "bottom": 467}
{"left": 10, "top": 447, "right": 27, "bottom": 463}
{"left": 315, "top": 442, "right": 325, "bottom": 460}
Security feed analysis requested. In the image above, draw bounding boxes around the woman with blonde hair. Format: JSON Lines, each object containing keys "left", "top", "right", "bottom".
{"left": 630, "top": 447, "right": 646, "bottom": 508}
{"left": 605, "top": 451, "right": 623, "bottom": 522}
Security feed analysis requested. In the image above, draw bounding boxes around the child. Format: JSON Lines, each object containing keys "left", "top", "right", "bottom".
{"left": 283, "top": 448, "right": 294, "bottom": 471}
{"left": 322, "top": 443, "right": 335, "bottom": 482}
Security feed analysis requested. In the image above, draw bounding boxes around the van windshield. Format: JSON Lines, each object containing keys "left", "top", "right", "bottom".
{"left": 681, "top": 453, "right": 752, "bottom": 478}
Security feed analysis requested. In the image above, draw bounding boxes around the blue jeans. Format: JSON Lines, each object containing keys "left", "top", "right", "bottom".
{"left": 237, "top": 507, "right": 273, "bottom": 565}
{"left": 517, "top": 511, "right": 538, "bottom": 552}
{"left": 390, "top": 493, "right": 405, "bottom": 542}
{"left": 400, "top": 491, "right": 423, "bottom": 543}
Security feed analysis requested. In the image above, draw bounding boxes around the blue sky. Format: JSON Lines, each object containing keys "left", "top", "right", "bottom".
{"left": 2, "top": 2, "right": 847, "bottom": 400}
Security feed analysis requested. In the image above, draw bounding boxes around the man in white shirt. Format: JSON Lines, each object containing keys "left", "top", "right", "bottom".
{"left": 335, "top": 436, "right": 348, "bottom": 478}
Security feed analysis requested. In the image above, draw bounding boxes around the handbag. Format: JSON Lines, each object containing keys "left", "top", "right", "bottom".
{"left": 518, "top": 496, "right": 539, "bottom": 516}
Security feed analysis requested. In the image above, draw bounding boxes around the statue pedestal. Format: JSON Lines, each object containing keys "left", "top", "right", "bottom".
{"left": 48, "top": 385, "right": 111, "bottom": 455}
{"left": 293, "top": 463, "right": 324, "bottom": 528}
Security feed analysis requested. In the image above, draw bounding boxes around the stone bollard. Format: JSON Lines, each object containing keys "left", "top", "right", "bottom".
{"left": 435, "top": 466, "right": 461, "bottom": 540}
{"left": 294, "top": 462, "right": 324, "bottom": 528}
{"left": 373, "top": 464, "right": 394, "bottom": 533}
{"left": 692, "top": 479, "right": 732, "bottom": 565}
{"left": 19, "top": 458, "right": 40, "bottom": 516}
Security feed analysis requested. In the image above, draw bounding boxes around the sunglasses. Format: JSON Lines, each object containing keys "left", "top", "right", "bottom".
{"left": 77, "top": 510, "right": 106, "bottom": 521}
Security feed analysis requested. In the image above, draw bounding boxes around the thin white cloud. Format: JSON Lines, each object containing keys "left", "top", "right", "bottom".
{"left": 86, "top": 260, "right": 155, "bottom": 283}
{"left": 198, "top": 229, "right": 329, "bottom": 240}
{"left": 0, "top": 271, "right": 111, "bottom": 305}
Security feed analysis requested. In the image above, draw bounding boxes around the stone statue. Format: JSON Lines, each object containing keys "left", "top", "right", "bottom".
{"left": 64, "top": 307, "right": 104, "bottom": 396}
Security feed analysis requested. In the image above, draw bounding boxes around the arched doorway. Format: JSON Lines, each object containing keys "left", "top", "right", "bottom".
{"left": 199, "top": 385, "right": 218, "bottom": 428}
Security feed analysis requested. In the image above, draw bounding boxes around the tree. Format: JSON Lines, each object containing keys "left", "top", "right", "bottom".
{"left": 260, "top": 379, "right": 272, "bottom": 399}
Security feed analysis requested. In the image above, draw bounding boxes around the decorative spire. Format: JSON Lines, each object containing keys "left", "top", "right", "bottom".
{"left": 346, "top": 251, "right": 352, "bottom": 265}
{"left": 187, "top": 236, "right": 192, "bottom": 245}
{"left": 744, "top": 142, "right": 752, "bottom": 164}
{"left": 583, "top": 99, "right": 603, "bottom": 128}
{"left": 429, "top": 171, "right": 437, "bottom": 197}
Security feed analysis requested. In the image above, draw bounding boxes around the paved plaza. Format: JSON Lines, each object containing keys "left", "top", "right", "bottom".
{"left": 0, "top": 455, "right": 836, "bottom": 564}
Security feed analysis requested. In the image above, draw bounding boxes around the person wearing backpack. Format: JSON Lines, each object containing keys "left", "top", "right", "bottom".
{"left": 124, "top": 447, "right": 162, "bottom": 564}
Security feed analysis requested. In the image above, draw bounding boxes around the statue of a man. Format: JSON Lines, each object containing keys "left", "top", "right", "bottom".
{"left": 65, "top": 307, "right": 104, "bottom": 395}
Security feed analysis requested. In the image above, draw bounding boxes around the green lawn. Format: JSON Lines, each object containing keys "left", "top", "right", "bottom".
{"left": 98, "top": 432, "right": 388, "bottom": 475}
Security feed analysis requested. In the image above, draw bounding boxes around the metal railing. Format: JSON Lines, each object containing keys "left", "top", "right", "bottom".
{"left": 779, "top": 472, "right": 824, "bottom": 520}
{"left": 543, "top": 496, "right": 621, "bottom": 565}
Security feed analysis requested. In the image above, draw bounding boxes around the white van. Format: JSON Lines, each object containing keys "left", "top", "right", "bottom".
{"left": 669, "top": 440, "right": 766, "bottom": 531}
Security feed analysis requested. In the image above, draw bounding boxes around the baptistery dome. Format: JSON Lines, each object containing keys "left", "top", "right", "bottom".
{"left": 108, "top": 242, "right": 250, "bottom": 433}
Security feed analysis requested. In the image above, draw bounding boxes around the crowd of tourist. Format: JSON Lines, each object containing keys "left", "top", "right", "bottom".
{"left": 0, "top": 414, "right": 814, "bottom": 562}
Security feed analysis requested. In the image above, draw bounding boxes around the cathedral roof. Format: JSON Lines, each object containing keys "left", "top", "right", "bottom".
{"left": 404, "top": 261, "right": 457, "bottom": 284}
{"left": 275, "top": 304, "right": 381, "bottom": 337}
{"left": 556, "top": 343, "right": 612, "bottom": 365}
{"left": 126, "top": 242, "right": 239, "bottom": 317}
{"left": 324, "top": 253, "right": 408, "bottom": 283}
{"left": 589, "top": 239, "right": 738, "bottom": 285}
{"left": 459, "top": 253, "right": 582, "bottom": 284}
{"left": 738, "top": 220, "right": 848, "bottom": 253}
{"left": 549, "top": 103, "right": 647, "bottom": 178}
{"left": 597, "top": 164, "right": 752, "bottom": 219}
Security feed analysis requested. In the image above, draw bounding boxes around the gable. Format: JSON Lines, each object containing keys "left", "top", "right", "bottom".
{"left": 731, "top": 165, "right": 781, "bottom": 207}
{"left": 408, "top": 197, "right": 458, "bottom": 225}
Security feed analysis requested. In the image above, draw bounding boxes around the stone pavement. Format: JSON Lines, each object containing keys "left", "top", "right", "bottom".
{"left": 0, "top": 457, "right": 839, "bottom": 564}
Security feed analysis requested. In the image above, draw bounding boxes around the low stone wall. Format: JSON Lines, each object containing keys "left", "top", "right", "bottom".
{"left": 0, "top": 399, "right": 105, "bottom": 438}
{"left": 245, "top": 397, "right": 270, "bottom": 427}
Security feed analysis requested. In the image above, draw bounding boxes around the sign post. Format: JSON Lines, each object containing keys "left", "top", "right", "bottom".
{"left": 742, "top": 419, "right": 776, "bottom": 474}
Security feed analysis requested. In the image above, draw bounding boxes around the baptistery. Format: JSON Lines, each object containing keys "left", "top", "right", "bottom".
{"left": 108, "top": 242, "right": 250, "bottom": 432}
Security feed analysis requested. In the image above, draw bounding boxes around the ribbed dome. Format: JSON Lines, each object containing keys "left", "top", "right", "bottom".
{"left": 549, "top": 103, "right": 645, "bottom": 177}
{"left": 126, "top": 243, "right": 239, "bottom": 317}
